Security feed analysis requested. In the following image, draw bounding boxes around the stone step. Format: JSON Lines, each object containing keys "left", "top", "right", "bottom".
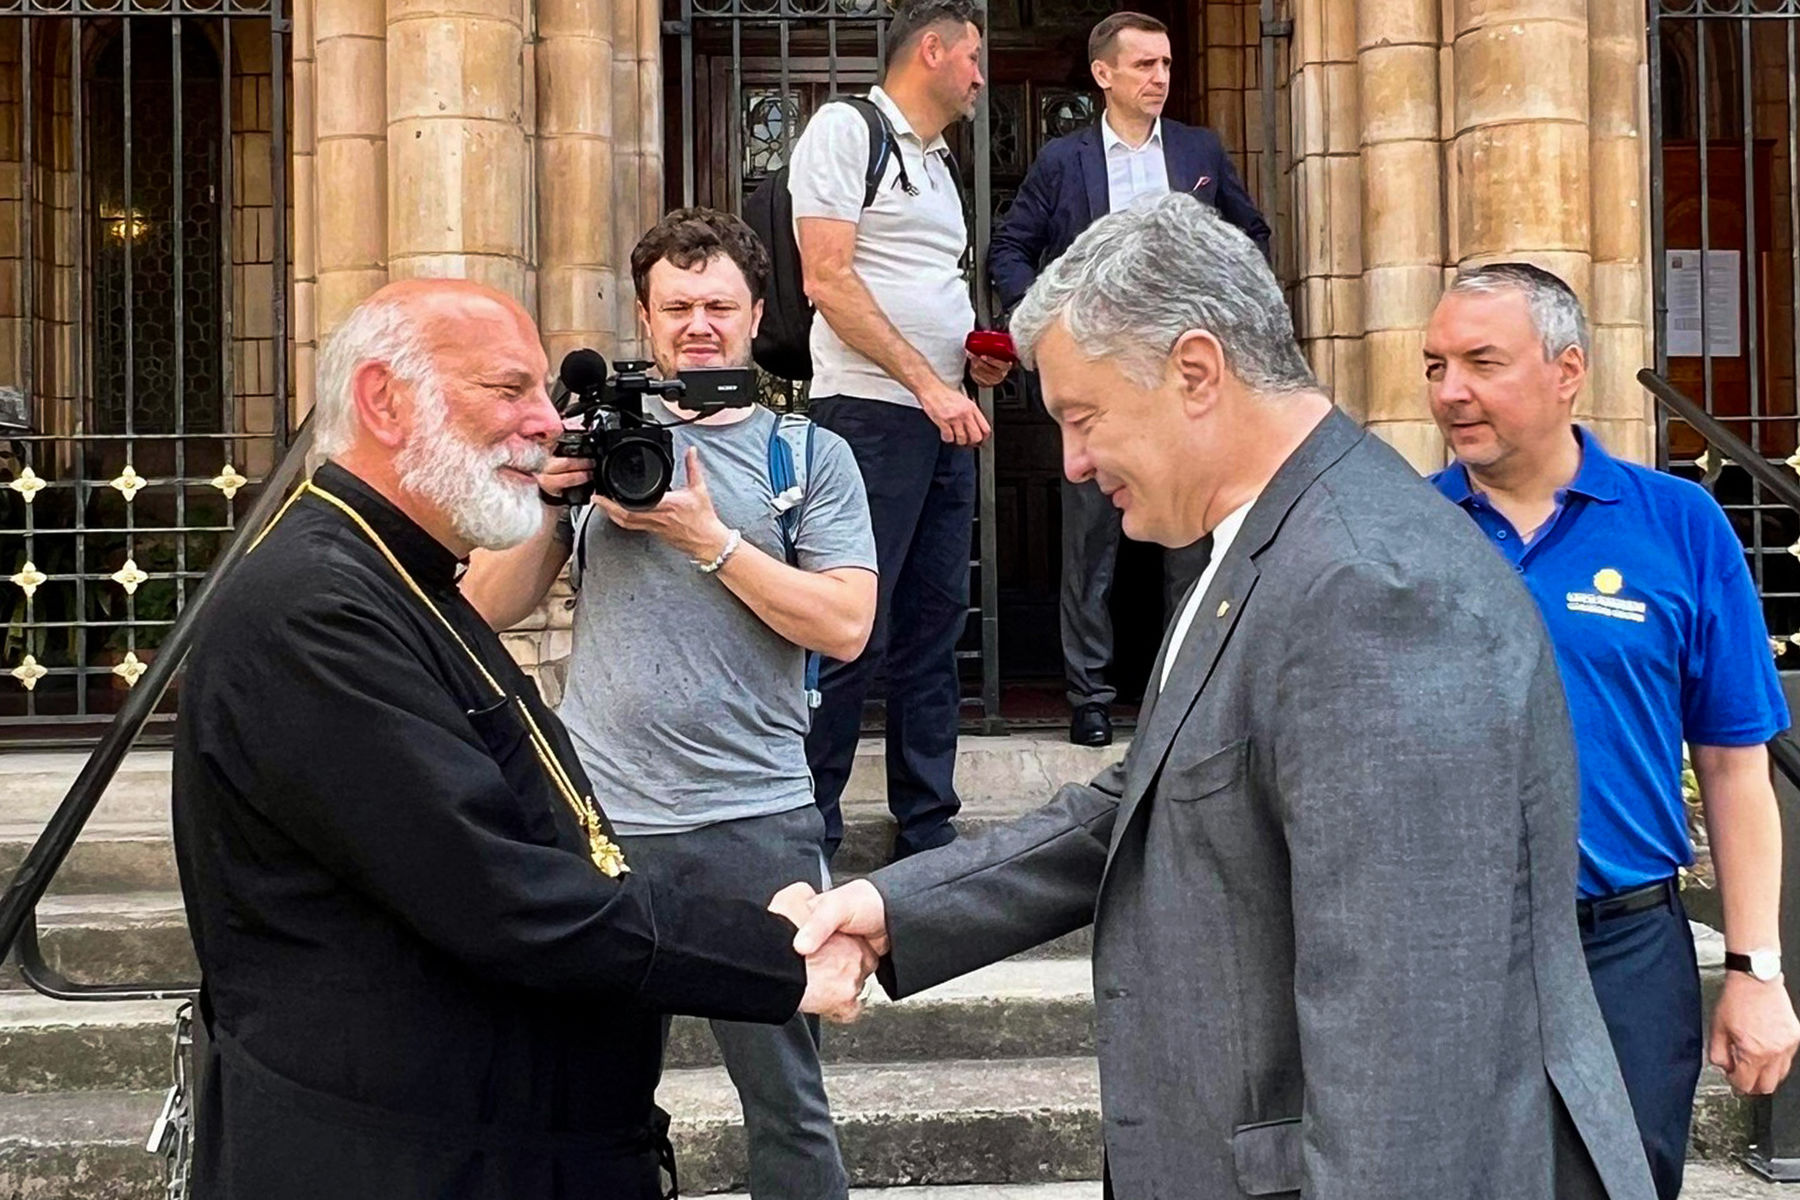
{"left": 0, "top": 959, "right": 1096, "bottom": 1093}
{"left": 711, "top": 1168, "right": 1782, "bottom": 1200}
{"left": 3, "top": 892, "right": 200, "bottom": 993}
{"left": 3, "top": 889, "right": 1088, "bottom": 997}
{"left": 0, "top": 1057, "right": 1104, "bottom": 1198}
{"left": 0, "top": 735, "right": 1125, "bottom": 893}
{"left": 0, "top": 1064, "right": 1770, "bottom": 1199}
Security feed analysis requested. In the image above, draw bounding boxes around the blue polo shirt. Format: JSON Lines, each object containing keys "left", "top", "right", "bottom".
{"left": 1431, "top": 427, "right": 1789, "bottom": 898}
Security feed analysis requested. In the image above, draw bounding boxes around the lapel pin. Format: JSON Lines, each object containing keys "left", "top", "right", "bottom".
{"left": 1216, "top": 600, "right": 1230, "bottom": 617}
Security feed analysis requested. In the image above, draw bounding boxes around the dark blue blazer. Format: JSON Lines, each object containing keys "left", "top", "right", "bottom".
{"left": 989, "top": 117, "right": 1273, "bottom": 311}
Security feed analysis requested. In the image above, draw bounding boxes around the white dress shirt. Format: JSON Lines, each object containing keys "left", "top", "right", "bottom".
{"left": 1160, "top": 500, "right": 1255, "bottom": 692}
{"left": 1102, "top": 113, "right": 1172, "bottom": 215}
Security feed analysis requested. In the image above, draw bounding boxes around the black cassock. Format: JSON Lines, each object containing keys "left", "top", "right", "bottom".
{"left": 172, "top": 462, "right": 806, "bottom": 1199}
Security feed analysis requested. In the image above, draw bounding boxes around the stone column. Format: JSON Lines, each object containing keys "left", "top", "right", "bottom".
{"left": 537, "top": 0, "right": 618, "bottom": 369}
{"left": 313, "top": 0, "right": 388, "bottom": 337}
{"left": 292, "top": 0, "right": 318, "bottom": 420}
{"left": 1451, "top": 0, "right": 1591, "bottom": 299}
{"left": 1292, "top": 0, "right": 1364, "bottom": 414}
{"left": 1585, "top": 0, "right": 1651, "bottom": 461}
{"left": 386, "top": 0, "right": 530, "bottom": 299}
{"left": 1358, "top": 0, "right": 1446, "bottom": 469}
{"left": 608, "top": 0, "right": 664, "bottom": 355}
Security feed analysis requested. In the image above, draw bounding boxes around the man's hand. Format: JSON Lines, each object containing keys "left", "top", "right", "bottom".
{"left": 537, "top": 453, "right": 594, "bottom": 501}
{"left": 789, "top": 878, "right": 890, "bottom": 958}
{"left": 769, "top": 882, "right": 878, "bottom": 1023}
{"left": 968, "top": 353, "right": 1013, "bottom": 390}
{"left": 1710, "top": 971, "right": 1800, "bottom": 1094}
{"left": 917, "top": 379, "right": 991, "bottom": 447}
{"left": 593, "top": 447, "right": 733, "bottom": 562}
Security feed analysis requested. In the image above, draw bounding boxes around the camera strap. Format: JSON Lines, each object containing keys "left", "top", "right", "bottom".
{"left": 766, "top": 412, "right": 823, "bottom": 709}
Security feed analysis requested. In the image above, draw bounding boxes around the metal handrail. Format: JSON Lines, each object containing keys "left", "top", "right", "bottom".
{"left": 0, "top": 419, "right": 314, "bottom": 1002}
{"left": 1638, "top": 368, "right": 1800, "bottom": 1180}
{"left": 1637, "top": 368, "right": 1800, "bottom": 515}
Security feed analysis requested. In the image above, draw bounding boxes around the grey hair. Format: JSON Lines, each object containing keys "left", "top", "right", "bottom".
{"left": 1446, "top": 262, "right": 1590, "bottom": 362}
{"left": 1011, "top": 193, "right": 1316, "bottom": 395}
{"left": 313, "top": 297, "right": 438, "bottom": 457}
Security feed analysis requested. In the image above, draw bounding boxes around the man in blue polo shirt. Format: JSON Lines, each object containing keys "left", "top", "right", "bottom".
{"left": 1424, "top": 261, "right": 1800, "bottom": 1198}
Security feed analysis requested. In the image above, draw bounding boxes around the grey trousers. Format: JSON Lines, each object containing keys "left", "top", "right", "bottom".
{"left": 616, "top": 806, "right": 848, "bottom": 1200}
{"left": 1060, "top": 476, "right": 1212, "bottom": 708}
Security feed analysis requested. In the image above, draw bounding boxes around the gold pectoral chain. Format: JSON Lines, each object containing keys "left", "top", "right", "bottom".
{"left": 263, "top": 480, "right": 629, "bottom": 878}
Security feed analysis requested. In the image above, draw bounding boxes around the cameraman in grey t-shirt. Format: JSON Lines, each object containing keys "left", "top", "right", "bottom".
{"left": 463, "top": 209, "right": 877, "bottom": 1200}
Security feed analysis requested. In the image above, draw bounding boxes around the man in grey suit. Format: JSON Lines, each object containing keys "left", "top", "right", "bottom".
{"left": 780, "top": 193, "right": 1656, "bottom": 1199}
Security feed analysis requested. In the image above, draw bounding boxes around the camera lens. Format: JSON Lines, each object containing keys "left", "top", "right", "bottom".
{"left": 604, "top": 436, "right": 673, "bottom": 508}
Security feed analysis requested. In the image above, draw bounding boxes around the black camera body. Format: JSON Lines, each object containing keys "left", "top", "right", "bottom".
{"left": 553, "top": 350, "right": 756, "bottom": 510}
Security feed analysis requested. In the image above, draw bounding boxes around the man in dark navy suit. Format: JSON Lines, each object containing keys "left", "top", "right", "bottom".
{"left": 990, "top": 11, "right": 1270, "bottom": 747}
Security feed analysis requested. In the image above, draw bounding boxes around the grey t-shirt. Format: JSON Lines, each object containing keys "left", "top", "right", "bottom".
{"left": 557, "top": 405, "right": 876, "bottom": 835}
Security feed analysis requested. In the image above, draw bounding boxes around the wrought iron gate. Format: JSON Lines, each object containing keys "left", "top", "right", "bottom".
{"left": 0, "top": 1, "right": 289, "bottom": 732}
{"left": 1650, "top": 0, "right": 1800, "bottom": 649}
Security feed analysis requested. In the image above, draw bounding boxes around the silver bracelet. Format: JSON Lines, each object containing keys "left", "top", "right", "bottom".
{"left": 696, "top": 528, "right": 742, "bottom": 574}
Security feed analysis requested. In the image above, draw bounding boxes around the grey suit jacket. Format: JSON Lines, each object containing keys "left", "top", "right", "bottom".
{"left": 870, "top": 410, "right": 1656, "bottom": 1200}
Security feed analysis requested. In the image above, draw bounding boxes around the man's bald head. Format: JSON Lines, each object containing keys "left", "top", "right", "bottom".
{"left": 314, "top": 279, "right": 542, "bottom": 457}
{"left": 313, "top": 278, "right": 560, "bottom": 553}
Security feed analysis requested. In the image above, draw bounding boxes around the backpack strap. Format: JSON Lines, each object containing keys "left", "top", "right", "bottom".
{"left": 767, "top": 412, "right": 823, "bottom": 709}
{"left": 842, "top": 95, "right": 914, "bottom": 205}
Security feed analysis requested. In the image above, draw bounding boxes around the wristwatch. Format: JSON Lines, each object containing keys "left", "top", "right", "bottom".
{"left": 1725, "top": 949, "right": 1783, "bottom": 982}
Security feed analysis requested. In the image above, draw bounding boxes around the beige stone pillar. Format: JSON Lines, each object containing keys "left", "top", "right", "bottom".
{"left": 314, "top": 0, "right": 388, "bottom": 337}
{"left": 1451, "top": 0, "right": 1591, "bottom": 299}
{"left": 293, "top": 0, "right": 318, "bottom": 421}
{"left": 1358, "top": 0, "right": 1446, "bottom": 469}
{"left": 1292, "top": 0, "right": 1364, "bottom": 414}
{"left": 1584, "top": 0, "right": 1651, "bottom": 461}
{"left": 386, "top": 0, "right": 530, "bottom": 299}
{"left": 608, "top": 0, "right": 664, "bottom": 355}
{"left": 537, "top": 0, "right": 618, "bottom": 369}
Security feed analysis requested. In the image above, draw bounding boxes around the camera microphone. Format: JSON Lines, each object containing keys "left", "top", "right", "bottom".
{"left": 559, "top": 348, "right": 609, "bottom": 395}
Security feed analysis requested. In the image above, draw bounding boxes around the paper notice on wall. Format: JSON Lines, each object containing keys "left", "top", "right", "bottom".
{"left": 1665, "top": 249, "right": 1742, "bottom": 359}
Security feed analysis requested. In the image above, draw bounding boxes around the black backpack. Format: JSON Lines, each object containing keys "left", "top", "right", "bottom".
{"left": 745, "top": 96, "right": 912, "bottom": 381}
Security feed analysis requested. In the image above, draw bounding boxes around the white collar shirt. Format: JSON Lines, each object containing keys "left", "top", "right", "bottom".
{"left": 1101, "top": 113, "right": 1171, "bottom": 215}
{"left": 1160, "top": 499, "right": 1255, "bottom": 693}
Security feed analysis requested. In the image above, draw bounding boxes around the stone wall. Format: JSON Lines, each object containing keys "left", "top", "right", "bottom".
{"left": 1264, "top": 0, "right": 1657, "bottom": 469}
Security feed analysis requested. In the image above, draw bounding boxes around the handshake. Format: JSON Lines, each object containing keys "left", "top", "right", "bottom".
{"left": 766, "top": 879, "right": 891, "bottom": 1023}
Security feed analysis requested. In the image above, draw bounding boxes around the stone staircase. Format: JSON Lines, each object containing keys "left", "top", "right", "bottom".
{"left": 0, "top": 736, "right": 1760, "bottom": 1197}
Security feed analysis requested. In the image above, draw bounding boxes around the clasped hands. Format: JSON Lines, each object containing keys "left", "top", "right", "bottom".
{"left": 766, "top": 879, "right": 890, "bottom": 1023}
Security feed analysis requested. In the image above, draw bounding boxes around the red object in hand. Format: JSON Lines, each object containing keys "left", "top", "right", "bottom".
{"left": 965, "top": 329, "right": 1018, "bottom": 364}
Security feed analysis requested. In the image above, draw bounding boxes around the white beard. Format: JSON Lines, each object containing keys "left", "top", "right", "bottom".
{"left": 396, "top": 382, "right": 548, "bottom": 551}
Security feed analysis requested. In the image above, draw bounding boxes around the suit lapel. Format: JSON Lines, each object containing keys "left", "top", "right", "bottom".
{"left": 1099, "top": 407, "right": 1368, "bottom": 877}
{"left": 1079, "top": 127, "right": 1109, "bottom": 221}
{"left": 1160, "top": 124, "right": 1191, "bottom": 194}
{"left": 1114, "top": 556, "right": 1259, "bottom": 831}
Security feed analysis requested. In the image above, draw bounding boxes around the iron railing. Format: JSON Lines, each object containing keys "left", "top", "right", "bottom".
{"left": 0, "top": 418, "right": 310, "bottom": 1000}
{"left": 1, "top": 5, "right": 291, "bottom": 730}
{"left": 1641, "top": 367, "right": 1800, "bottom": 1182}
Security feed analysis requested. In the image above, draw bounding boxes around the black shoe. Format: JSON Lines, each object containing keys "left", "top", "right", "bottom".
{"left": 1070, "top": 703, "right": 1113, "bottom": 747}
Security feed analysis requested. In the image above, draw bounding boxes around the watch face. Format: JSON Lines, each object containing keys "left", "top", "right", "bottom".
{"left": 1750, "top": 950, "right": 1783, "bottom": 982}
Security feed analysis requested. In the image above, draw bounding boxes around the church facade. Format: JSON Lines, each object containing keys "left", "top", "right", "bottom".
{"left": 1, "top": 0, "right": 1795, "bottom": 731}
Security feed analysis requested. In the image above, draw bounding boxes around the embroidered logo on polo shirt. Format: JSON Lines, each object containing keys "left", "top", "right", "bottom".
{"left": 1567, "top": 567, "right": 1645, "bottom": 623}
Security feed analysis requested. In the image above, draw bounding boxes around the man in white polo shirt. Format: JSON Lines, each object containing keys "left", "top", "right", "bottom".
{"left": 788, "top": 0, "right": 1012, "bottom": 864}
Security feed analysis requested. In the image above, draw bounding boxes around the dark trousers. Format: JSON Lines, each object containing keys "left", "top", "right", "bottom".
{"left": 1580, "top": 878, "right": 1703, "bottom": 1200}
{"left": 804, "top": 395, "right": 975, "bottom": 861}
{"left": 1061, "top": 476, "right": 1210, "bottom": 709}
{"left": 616, "top": 808, "right": 846, "bottom": 1200}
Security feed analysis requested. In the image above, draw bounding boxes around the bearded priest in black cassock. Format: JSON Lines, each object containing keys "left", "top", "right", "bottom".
{"left": 171, "top": 279, "right": 872, "bottom": 1200}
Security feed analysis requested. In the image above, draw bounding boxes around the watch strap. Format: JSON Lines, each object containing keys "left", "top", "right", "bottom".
{"left": 1726, "top": 952, "right": 1754, "bottom": 973}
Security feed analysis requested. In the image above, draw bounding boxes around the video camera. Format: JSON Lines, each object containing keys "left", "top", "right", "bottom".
{"left": 554, "top": 349, "right": 756, "bottom": 509}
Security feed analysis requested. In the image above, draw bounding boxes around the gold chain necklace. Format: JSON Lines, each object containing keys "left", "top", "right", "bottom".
{"left": 259, "top": 479, "right": 629, "bottom": 878}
